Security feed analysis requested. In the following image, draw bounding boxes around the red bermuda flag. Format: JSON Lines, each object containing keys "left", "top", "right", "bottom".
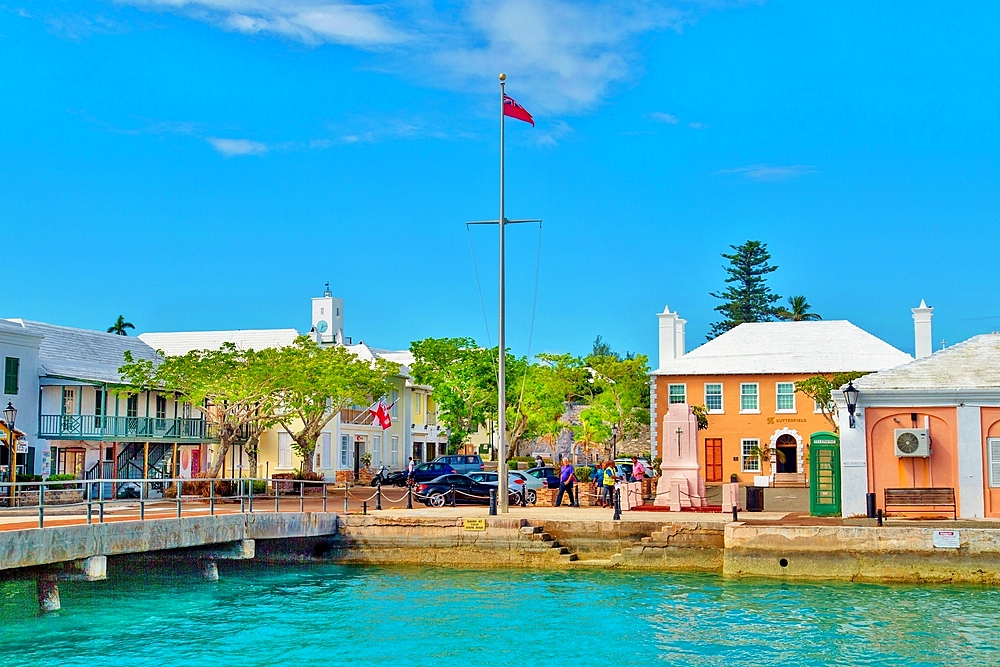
{"left": 503, "top": 94, "right": 534, "bottom": 126}
{"left": 369, "top": 400, "right": 392, "bottom": 430}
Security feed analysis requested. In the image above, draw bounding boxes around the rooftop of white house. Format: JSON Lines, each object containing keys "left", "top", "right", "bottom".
{"left": 653, "top": 320, "right": 912, "bottom": 376}
{"left": 139, "top": 329, "right": 418, "bottom": 382}
{"left": 4, "top": 318, "right": 160, "bottom": 384}
{"left": 853, "top": 333, "right": 1000, "bottom": 391}
{"left": 139, "top": 328, "right": 301, "bottom": 356}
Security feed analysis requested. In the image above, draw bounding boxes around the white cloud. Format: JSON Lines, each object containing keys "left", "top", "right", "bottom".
{"left": 716, "top": 164, "right": 817, "bottom": 181}
{"left": 117, "top": 0, "right": 734, "bottom": 112}
{"left": 649, "top": 112, "right": 680, "bottom": 124}
{"left": 121, "top": 0, "right": 404, "bottom": 46}
{"left": 207, "top": 137, "right": 268, "bottom": 155}
{"left": 687, "top": 121, "right": 708, "bottom": 129}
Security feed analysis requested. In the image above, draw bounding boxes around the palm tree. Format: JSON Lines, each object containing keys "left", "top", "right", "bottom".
{"left": 107, "top": 315, "right": 135, "bottom": 336}
{"left": 777, "top": 295, "right": 821, "bottom": 321}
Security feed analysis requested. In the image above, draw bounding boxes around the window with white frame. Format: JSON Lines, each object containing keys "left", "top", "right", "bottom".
{"left": 278, "top": 432, "right": 292, "bottom": 469}
{"left": 742, "top": 439, "right": 760, "bottom": 472}
{"left": 340, "top": 435, "right": 350, "bottom": 468}
{"left": 989, "top": 439, "right": 1000, "bottom": 488}
{"left": 740, "top": 383, "right": 759, "bottom": 412}
{"left": 373, "top": 435, "right": 381, "bottom": 467}
{"left": 391, "top": 390, "right": 398, "bottom": 418}
{"left": 668, "top": 384, "right": 686, "bottom": 404}
{"left": 776, "top": 382, "right": 796, "bottom": 412}
{"left": 391, "top": 436, "right": 399, "bottom": 467}
{"left": 814, "top": 398, "right": 833, "bottom": 415}
{"left": 704, "top": 384, "right": 723, "bottom": 413}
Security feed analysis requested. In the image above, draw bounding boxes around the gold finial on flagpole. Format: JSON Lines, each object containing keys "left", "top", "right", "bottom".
{"left": 499, "top": 72, "right": 506, "bottom": 81}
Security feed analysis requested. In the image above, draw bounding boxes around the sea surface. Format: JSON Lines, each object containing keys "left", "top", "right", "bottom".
{"left": 0, "top": 563, "right": 997, "bottom": 666}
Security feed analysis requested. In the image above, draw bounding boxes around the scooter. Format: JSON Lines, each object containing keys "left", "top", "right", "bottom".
{"left": 369, "top": 464, "right": 388, "bottom": 487}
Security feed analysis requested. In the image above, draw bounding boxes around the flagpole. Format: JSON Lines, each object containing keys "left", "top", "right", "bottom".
{"left": 497, "top": 72, "right": 508, "bottom": 513}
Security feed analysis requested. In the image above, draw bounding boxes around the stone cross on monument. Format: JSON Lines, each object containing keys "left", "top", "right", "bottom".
{"left": 654, "top": 403, "right": 708, "bottom": 510}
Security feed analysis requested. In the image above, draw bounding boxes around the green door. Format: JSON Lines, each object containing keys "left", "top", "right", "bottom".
{"left": 809, "top": 432, "right": 841, "bottom": 516}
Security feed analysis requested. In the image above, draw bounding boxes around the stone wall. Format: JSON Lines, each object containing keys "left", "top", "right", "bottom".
{"left": 724, "top": 524, "right": 1000, "bottom": 583}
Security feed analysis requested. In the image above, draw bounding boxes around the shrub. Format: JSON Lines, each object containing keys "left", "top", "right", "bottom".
{"left": 359, "top": 452, "right": 373, "bottom": 469}
{"left": 46, "top": 473, "right": 78, "bottom": 490}
{"left": 252, "top": 480, "right": 267, "bottom": 494}
{"left": 575, "top": 466, "right": 593, "bottom": 483}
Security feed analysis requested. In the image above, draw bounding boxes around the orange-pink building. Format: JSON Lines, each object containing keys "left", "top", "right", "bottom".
{"left": 838, "top": 317, "right": 1000, "bottom": 518}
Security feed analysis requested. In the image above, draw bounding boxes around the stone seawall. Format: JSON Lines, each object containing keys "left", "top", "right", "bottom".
{"left": 724, "top": 524, "right": 1000, "bottom": 583}
{"left": 256, "top": 516, "right": 575, "bottom": 568}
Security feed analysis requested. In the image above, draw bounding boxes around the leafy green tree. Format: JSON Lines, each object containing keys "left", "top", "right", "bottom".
{"left": 708, "top": 240, "right": 782, "bottom": 339}
{"left": 409, "top": 338, "right": 499, "bottom": 450}
{"left": 794, "top": 371, "right": 868, "bottom": 433}
{"left": 506, "top": 353, "right": 589, "bottom": 454}
{"left": 578, "top": 339, "right": 651, "bottom": 456}
{"left": 107, "top": 315, "right": 135, "bottom": 336}
{"left": 272, "top": 336, "right": 398, "bottom": 474}
{"left": 119, "top": 343, "right": 279, "bottom": 477}
{"left": 777, "top": 295, "right": 822, "bottom": 321}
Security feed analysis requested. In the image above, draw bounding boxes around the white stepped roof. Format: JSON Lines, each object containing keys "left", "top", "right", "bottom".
{"left": 5, "top": 318, "right": 160, "bottom": 384}
{"left": 139, "top": 329, "right": 301, "bottom": 356}
{"left": 855, "top": 333, "right": 1000, "bottom": 390}
{"left": 654, "top": 320, "right": 912, "bottom": 376}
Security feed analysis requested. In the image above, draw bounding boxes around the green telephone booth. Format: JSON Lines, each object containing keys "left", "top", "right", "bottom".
{"left": 809, "top": 431, "right": 841, "bottom": 516}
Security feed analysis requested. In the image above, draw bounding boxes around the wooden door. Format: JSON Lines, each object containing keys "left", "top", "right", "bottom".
{"left": 705, "top": 439, "right": 723, "bottom": 482}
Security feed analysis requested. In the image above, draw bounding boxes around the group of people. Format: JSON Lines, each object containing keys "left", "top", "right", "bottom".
{"left": 554, "top": 456, "right": 647, "bottom": 508}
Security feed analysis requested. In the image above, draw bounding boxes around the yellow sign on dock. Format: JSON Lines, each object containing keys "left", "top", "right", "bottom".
{"left": 463, "top": 518, "right": 486, "bottom": 531}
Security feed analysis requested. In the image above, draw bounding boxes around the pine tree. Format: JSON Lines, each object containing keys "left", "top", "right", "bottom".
{"left": 708, "top": 240, "right": 781, "bottom": 339}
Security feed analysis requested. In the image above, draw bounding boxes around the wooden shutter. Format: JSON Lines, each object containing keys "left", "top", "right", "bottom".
{"left": 989, "top": 439, "right": 1000, "bottom": 488}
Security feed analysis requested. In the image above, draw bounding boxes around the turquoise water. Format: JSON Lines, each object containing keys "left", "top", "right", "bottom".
{"left": 1, "top": 564, "right": 998, "bottom": 666}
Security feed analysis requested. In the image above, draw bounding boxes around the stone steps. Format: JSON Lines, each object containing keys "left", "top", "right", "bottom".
{"left": 522, "top": 523, "right": 579, "bottom": 562}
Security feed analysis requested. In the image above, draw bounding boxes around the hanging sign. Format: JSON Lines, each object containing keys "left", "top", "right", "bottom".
{"left": 932, "top": 530, "right": 960, "bottom": 549}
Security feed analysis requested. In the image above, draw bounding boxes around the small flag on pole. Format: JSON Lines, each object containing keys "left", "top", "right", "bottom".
{"left": 369, "top": 399, "right": 392, "bottom": 430}
{"left": 503, "top": 94, "right": 534, "bottom": 126}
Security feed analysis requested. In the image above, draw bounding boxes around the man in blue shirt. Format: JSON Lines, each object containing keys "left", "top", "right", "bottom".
{"left": 555, "top": 458, "right": 578, "bottom": 507}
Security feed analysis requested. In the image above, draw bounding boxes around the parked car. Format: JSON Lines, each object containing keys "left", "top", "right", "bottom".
{"left": 433, "top": 455, "right": 485, "bottom": 475}
{"left": 383, "top": 461, "right": 457, "bottom": 487}
{"left": 415, "top": 474, "right": 519, "bottom": 507}
{"left": 525, "top": 466, "right": 560, "bottom": 489}
{"left": 468, "top": 470, "right": 542, "bottom": 504}
{"left": 614, "top": 458, "right": 656, "bottom": 481}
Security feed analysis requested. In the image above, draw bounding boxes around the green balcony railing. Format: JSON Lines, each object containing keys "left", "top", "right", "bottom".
{"left": 39, "top": 415, "right": 211, "bottom": 441}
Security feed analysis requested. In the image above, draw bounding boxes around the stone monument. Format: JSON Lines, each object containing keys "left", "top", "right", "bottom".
{"left": 654, "top": 403, "right": 708, "bottom": 510}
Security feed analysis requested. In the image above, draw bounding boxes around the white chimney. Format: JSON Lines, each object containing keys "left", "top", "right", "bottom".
{"left": 658, "top": 305, "right": 682, "bottom": 368}
{"left": 675, "top": 317, "right": 686, "bottom": 358}
{"left": 912, "top": 299, "right": 933, "bottom": 358}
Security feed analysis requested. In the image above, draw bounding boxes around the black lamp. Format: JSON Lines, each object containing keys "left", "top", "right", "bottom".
{"left": 843, "top": 382, "right": 859, "bottom": 429}
{"left": 2, "top": 402, "right": 15, "bottom": 429}
{"left": 611, "top": 424, "right": 618, "bottom": 460}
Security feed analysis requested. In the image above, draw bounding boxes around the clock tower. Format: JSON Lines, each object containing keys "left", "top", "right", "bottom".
{"left": 311, "top": 283, "right": 344, "bottom": 345}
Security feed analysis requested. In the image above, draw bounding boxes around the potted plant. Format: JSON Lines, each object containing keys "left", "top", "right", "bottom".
{"left": 748, "top": 443, "right": 785, "bottom": 487}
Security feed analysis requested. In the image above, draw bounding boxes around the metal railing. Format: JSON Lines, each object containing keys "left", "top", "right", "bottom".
{"left": 38, "top": 415, "right": 210, "bottom": 441}
{"left": 0, "top": 476, "right": 365, "bottom": 529}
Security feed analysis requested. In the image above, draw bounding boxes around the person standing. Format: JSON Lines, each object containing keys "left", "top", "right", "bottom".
{"left": 555, "top": 458, "right": 577, "bottom": 507}
{"left": 631, "top": 456, "right": 645, "bottom": 483}
{"left": 534, "top": 454, "right": 544, "bottom": 469}
{"left": 593, "top": 463, "right": 606, "bottom": 507}
{"left": 602, "top": 461, "right": 617, "bottom": 507}
{"left": 407, "top": 457, "right": 415, "bottom": 486}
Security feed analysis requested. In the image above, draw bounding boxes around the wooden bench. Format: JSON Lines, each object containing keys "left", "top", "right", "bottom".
{"left": 884, "top": 487, "right": 956, "bottom": 519}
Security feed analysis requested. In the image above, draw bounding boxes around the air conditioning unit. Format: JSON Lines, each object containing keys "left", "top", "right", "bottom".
{"left": 894, "top": 428, "right": 930, "bottom": 457}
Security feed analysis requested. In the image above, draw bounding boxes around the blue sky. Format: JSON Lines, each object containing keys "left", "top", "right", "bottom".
{"left": 3, "top": 1, "right": 999, "bottom": 361}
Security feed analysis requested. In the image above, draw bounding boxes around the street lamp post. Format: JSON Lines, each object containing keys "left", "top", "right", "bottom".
{"left": 843, "top": 382, "right": 860, "bottom": 429}
{"left": 611, "top": 424, "right": 618, "bottom": 460}
{"left": 3, "top": 402, "right": 18, "bottom": 508}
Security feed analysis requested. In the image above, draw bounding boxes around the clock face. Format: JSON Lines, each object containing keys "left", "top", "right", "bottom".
{"left": 316, "top": 320, "right": 329, "bottom": 333}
